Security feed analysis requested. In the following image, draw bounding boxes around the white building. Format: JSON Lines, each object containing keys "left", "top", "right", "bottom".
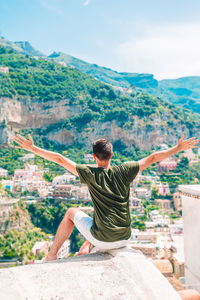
{"left": 178, "top": 184, "right": 200, "bottom": 292}
{"left": 57, "top": 61, "right": 67, "bottom": 67}
{"left": 52, "top": 173, "right": 76, "bottom": 187}
{"left": 0, "top": 168, "right": 8, "bottom": 177}
{"left": 0, "top": 66, "right": 9, "bottom": 73}
{"left": 135, "top": 188, "right": 150, "bottom": 200}
{"left": 158, "top": 144, "right": 169, "bottom": 151}
{"left": 84, "top": 154, "right": 94, "bottom": 162}
{"left": 168, "top": 219, "right": 183, "bottom": 235}
{"left": 32, "top": 241, "right": 50, "bottom": 256}
{"left": 19, "top": 153, "right": 35, "bottom": 161}
{"left": 149, "top": 210, "right": 170, "bottom": 227}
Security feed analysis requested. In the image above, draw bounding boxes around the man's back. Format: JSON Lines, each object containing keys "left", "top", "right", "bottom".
{"left": 76, "top": 162, "right": 139, "bottom": 242}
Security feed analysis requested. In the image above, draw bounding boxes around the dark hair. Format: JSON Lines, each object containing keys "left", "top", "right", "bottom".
{"left": 92, "top": 138, "right": 113, "bottom": 161}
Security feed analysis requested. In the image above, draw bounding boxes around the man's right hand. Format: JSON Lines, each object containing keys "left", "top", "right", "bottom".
{"left": 13, "top": 133, "right": 78, "bottom": 176}
{"left": 13, "top": 134, "right": 34, "bottom": 151}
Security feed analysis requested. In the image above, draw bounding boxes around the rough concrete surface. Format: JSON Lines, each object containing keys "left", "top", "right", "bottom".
{"left": 0, "top": 247, "right": 181, "bottom": 300}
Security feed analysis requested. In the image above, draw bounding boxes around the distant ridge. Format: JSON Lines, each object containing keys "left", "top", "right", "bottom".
{"left": 0, "top": 36, "right": 45, "bottom": 57}
{"left": 0, "top": 36, "right": 25, "bottom": 53}
{"left": 1, "top": 36, "right": 200, "bottom": 113}
{"left": 49, "top": 51, "right": 158, "bottom": 89}
{"left": 14, "top": 41, "right": 45, "bottom": 57}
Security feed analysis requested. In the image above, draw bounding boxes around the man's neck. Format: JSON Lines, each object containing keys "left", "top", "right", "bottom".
{"left": 97, "top": 161, "right": 111, "bottom": 170}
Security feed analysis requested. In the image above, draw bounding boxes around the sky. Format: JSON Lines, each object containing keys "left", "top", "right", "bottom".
{"left": 1, "top": 0, "right": 200, "bottom": 79}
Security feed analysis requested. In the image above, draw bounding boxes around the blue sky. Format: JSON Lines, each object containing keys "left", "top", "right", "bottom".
{"left": 1, "top": 0, "right": 200, "bottom": 79}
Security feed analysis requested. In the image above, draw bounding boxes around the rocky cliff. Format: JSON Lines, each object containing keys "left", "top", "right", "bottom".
{"left": 0, "top": 95, "right": 199, "bottom": 152}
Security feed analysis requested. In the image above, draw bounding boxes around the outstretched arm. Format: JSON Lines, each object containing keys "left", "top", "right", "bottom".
{"left": 13, "top": 134, "right": 78, "bottom": 176}
{"left": 138, "top": 134, "right": 199, "bottom": 172}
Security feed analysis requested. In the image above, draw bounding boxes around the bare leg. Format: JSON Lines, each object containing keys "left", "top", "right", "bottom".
{"left": 75, "top": 240, "right": 92, "bottom": 256}
{"left": 44, "top": 207, "right": 79, "bottom": 262}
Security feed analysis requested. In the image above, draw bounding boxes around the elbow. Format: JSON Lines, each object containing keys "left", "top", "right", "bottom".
{"left": 151, "top": 153, "right": 156, "bottom": 164}
{"left": 55, "top": 154, "right": 64, "bottom": 165}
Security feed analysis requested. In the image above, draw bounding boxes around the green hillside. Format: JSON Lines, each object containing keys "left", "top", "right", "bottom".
{"left": 144, "top": 76, "right": 200, "bottom": 114}
{"left": 0, "top": 46, "right": 101, "bottom": 100}
{"left": 1, "top": 37, "right": 200, "bottom": 114}
{"left": 0, "top": 45, "right": 197, "bottom": 119}
{"left": 0, "top": 45, "right": 199, "bottom": 161}
{"left": 157, "top": 77, "right": 200, "bottom": 114}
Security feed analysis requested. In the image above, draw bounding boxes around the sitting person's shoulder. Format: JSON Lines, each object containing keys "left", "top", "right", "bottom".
{"left": 76, "top": 164, "right": 93, "bottom": 184}
{"left": 112, "top": 161, "right": 139, "bottom": 183}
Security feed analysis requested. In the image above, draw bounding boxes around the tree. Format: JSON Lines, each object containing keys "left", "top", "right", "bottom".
{"left": 176, "top": 157, "right": 189, "bottom": 172}
{"left": 43, "top": 173, "right": 53, "bottom": 182}
{"left": 69, "top": 227, "right": 84, "bottom": 253}
{"left": 151, "top": 187, "right": 159, "bottom": 200}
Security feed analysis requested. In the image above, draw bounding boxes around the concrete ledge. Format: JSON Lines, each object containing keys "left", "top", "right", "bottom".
{"left": 0, "top": 247, "right": 181, "bottom": 300}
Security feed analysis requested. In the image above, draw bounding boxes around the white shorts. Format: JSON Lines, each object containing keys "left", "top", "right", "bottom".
{"left": 74, "top": 210, "right": 130, "bottom": 250}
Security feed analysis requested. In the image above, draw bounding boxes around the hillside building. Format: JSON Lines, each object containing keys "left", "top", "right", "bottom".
{"left": 173, "top": 191, "right": 182, "bottom": 212}
{"left": 159, "top": 158, "right": 177, "bottom": 173}
{"left": 135, "top": 187, "right": 150, "bottom": 200}
{"left": 155, "top": 182, "right": 170, "bottom": 195}
{"left": 0, "top": 66, "right": 9, "bottom": 73}
{"left": 52, "top": 172, "right": 76, "bottom": 187}
{"left": 52, "top": 184, "right": 72, "bottom": 198}
{"left": 129, "top": 242, "right": 159, "bottom": 258}
{"left": 32, "top": 241, "right": 50, "bottom": 256}
{"left": 0, "top": 168, "right": 8, "bottom": 177}
{"left": 155, "top": 199, "right": 171, "bottom": 210}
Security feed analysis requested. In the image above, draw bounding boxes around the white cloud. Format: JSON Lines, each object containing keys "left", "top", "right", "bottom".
{"left": 40, "top": 0, "right": 63, "bottom": 15}
{"left": 83, "top": 0, "right": 91, "bottom": 6}
{"left": 116, "top": 22, "right": 200, "bottom": 79}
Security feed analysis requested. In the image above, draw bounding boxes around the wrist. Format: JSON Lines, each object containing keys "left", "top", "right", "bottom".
{"left": 29, "top": 144, "right": 36, "bottom": 152}
{"left": 175, "top": 144, "right": 181, "bottom": 153}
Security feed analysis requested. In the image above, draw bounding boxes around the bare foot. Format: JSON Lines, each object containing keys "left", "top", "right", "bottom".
{"left": 75, "top": 241, "right": 92, "bottom": 256}
{"left": 43, "top": 253, "right": 57, "bottom": 262}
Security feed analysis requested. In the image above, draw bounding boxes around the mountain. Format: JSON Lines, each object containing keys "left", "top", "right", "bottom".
{"left": 0, "top": 45, "right": 199, "bottom": 159}
{"left": 48, "top": 53, "right": 200, "bottom": 114}
{"left": 143, "top": 76, "right": 200, "bottom": 114}
{"left": 14, "top": 41, "right": 45, "bottom": 57}
{"left": 0, "top": 36, "right": 44, "bottom": 57}
{"left": 0, "top": 36, "right": 25, "bottom": 53}
{"left": 49, "top": 51, "right": 158, "bottom": 89}
{"left": 48, "top": 52, "right": 200, "bottom": 114}
{"left": 1, "top": 37, "right": 200, "bottom": 114}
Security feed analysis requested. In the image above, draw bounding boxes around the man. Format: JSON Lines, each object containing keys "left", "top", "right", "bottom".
{"left": 13, "top": 134, "right": 198, "bottom": 261}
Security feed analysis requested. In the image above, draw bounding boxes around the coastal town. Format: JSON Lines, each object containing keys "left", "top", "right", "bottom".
{"left": 0, "top": 145, "right": 200, "bottom": 292}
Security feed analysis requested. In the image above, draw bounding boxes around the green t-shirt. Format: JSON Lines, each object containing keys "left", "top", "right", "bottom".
{"left": 76, "top": 162, "right": 139, "bottom": 242}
